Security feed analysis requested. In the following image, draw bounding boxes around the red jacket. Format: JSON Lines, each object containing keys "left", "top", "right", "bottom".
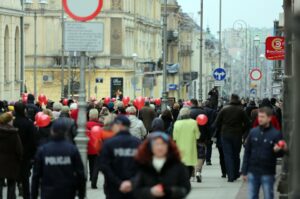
{"left": 253, "top": 116, "right": 281, "bottom": 131}
{"left": 86, "top": 121, "right": 103, "bottom": 155}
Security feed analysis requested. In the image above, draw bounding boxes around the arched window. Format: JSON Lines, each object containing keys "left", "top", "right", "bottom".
{"left": 15, "top": 27, "right": 20, "bottom": 81}
{"left": 4, "top": 26, "right": 9, "bottom": 82}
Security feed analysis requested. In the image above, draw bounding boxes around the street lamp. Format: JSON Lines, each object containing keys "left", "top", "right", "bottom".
{"left": 233, "top": 19, "right": 248, "bottom": 98}
{"left": 254, "top": 35, "right": 260, "bottom": 68}
{"left": 25, "top": 0, "right": 48, "bottom": 97}
{"left": 132, "top": 53, "right": 138, "bottom": 99}
{"left": 162, "top": 0, "right": 168, "bottom": 111}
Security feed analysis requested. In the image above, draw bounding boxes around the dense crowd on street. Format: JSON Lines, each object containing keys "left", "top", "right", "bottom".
{"left": 0, "top": 87, "right": 287, "bottom": 199}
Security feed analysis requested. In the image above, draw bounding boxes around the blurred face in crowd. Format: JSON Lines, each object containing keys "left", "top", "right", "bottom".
{"left": 112, "top": 123, "right": 127, "bottom": 133}
{"left": 151, "top": 138, "right": 168, "bottom": 158}
{"left": 258, "top": 112, "right": 272, "bottom": 127}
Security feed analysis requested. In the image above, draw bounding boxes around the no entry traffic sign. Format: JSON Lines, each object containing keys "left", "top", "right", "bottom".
{"left": 63, "top": 0, "right": 103, "bottom": 22}
{"left": 250, "top": 68, "right": 262, "bottom": 81}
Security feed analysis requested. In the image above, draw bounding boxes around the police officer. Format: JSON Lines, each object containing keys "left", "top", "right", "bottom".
{"left": 96, "top": 115, "right": 141, "bottom": 199}
{"left": 31, "top": 118, "right": 86, "bottom": 199}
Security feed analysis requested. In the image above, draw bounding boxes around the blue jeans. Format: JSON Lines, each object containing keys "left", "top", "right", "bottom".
{"left": 248, "top": 173, "right": 275, "bottom": 199}
{"left": 221, "top": 136, "right": 242, "bottom": 181}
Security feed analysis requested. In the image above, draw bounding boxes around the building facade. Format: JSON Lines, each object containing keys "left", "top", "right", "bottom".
{"left": 24, "top": 0, "right": 162, "bottom": 101}
{"left": 0, "top": 0, "right": 23, "bottom": 100}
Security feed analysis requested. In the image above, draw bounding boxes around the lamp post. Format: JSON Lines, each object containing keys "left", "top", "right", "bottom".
{"left": 198, "top": 0, "right": 204, "bottom": 102}
{"left": 61, "top": 6, "right": 66, "bottom": 99}
{"left": 162, "top": 0, "right": 168, "bottom": 111}
{"left": 233, "top": 20, "right": 248, "bottom": 98}
{"left": 259, "top": 54, "right": 265, "bottom": 99}
{"left": 24, "top": 0, "right": 47, "bottom": 97}
{"left": 132, "top": 53, "right": 138, "bottom": 99}
{"left": 254, "top": 35, "right": 260, "bottom": 68}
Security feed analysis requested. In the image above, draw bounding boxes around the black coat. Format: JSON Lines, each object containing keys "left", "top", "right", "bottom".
{"left": 31, "top": 139, "right": 86, "bottom": 199}
{"left": 0, "top": 125, "right": 23, "bottom": 180}
{"left": 96, "top": 131, "right": 141, "bottom": 199}
{"left": 134, "top": 160, "right": 191, "bottom": 199}
{"left": 214, "top": 102, "right": 250, "bottom": 138}
{"left": 13, "top": 115, "right": 37, "bottom": 161}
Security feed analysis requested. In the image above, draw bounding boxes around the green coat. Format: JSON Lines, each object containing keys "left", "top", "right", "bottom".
{"left": 173, "top": 119, "right": 200, "bottom": 166}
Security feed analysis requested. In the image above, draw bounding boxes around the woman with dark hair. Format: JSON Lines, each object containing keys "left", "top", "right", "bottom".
{"left": 160, "top": 110, "right": 173, "bottom": 135}
{"left": 134, "top": 132, "right": 191, "bottom": 199}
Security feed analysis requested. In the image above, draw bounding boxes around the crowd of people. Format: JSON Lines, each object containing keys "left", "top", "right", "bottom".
{"left": 0, "top": 89, "right": 287, "bottom": 199}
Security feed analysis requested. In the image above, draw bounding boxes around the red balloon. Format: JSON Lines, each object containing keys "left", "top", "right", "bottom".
{"left": 136, "top": 97, "right": 145, "bottom": 110}
{"left": 154, "top": 98, "right": 161, "bottom": 106}
{"left": 22, "top": 93, "right": 28, "bottom": 98}
{"left": 62, "top": 98, "right": 69, "bottom": 105}
{"left": 278, "top": 140, "right": 286, "bottom": 149}
{"left": 150, "top": 98, "right": 155, "bottom": 103}
{"left": 38, "top": 94, "right": 47, "bottom": 104}
{"left": 122, "top": 96, "right": 130, "bottom": 106}
{"left": 90, "top": 126, "right": 102, "bottom": 135}
{"left": 104, "top": 97, "right": 111, "bottom": 105}
{"left": 35, "top": 114, "right": 51, "bottom": 128}
{"left": 197, "top": 114, "right": 208, "bottom": 126}
{"left": 183, "top": 101, "right": 192, "bottom": 107}
{"left": 111, "top": 98, "right": 116, "bottom": 102}
{"left": 35, "top": 112, "right": 44, "bottom": 122}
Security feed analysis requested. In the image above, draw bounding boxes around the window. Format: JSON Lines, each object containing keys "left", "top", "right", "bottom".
{"left": 15, "top": 27, "right": 20, "bottom": 81}
{"left": 4, "top": 26, "right": 9, "bottom": 82}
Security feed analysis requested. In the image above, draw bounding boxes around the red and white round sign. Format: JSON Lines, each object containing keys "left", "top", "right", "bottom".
{"left": 63, "top": 0, "right": 103, "bottom": 22}
{"left": 250, "top": 68, "right": 263, "bottom": 81}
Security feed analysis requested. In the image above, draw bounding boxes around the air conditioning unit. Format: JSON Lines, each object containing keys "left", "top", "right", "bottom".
{"left": 42, "top": 75, "right": 53, "bottom": 83}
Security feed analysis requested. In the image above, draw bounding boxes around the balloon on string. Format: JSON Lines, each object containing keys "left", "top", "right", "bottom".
{"left": 136, "top": 97, "right": 145, "bottom": 110}
{"left": 196, "top": 114, "right": 208, "bottom": 126}
{"left": 35, "top": 112, "right": 44, "bottom": 122}
{"left": 22, "top": 96, "right": 28, "bottom": 104}
{"left": 155, "top": 98, "right": 161, "bottom": 106}
{"left": 122, "top": 96, "right": 130, "bottom": 106}
{"left": 35, "top": 114, "right": 51, "bottom": 128}
{"left": 104, "top": 97, "right": 111, "bottom": 105}
{"left": 62, "top": 98, "right": 69, "bottom": 106}
{"left": 38, "top": 94, "right": 47, "bottom": 104}
{"left": 90, "top": 126, "right": 102, "bottom": 135}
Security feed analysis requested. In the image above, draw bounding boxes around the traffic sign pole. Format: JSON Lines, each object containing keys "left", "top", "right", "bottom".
{"left": 63, "top": 0, "right": 104, "bottom": 177}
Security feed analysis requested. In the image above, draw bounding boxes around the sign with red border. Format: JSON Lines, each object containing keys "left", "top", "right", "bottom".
{"left": 265, "top": 36, "right": 285, "bottom": 60}
{"left": 62, "top": 0, "right": 103, "bottom": 22}
{"left": 250, "top": 68, "right": 262, "bottom": 81}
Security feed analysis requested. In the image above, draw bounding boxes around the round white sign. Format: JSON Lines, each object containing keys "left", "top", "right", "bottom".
{"left": 250, "top": 68, "right": 262, "bottom": 81}
{"left": 63, "top": 0, "right": 103, "bottom": 22}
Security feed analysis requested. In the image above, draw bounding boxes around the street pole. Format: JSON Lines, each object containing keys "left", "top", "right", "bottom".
{"left": 88, "top": 57, "right": 91, "bottom": 100}
{"left": 292, "top": 3, "right": 300, "bottom": 197}
{"left": 67, "top": 53, "right": 71, "bottom": 98}
{"left": 75, "top": 51, "right": 88, "bottom": 173}
{"left": 198, "top": 0, "right": 203, "bottom": 101}
{"left": 218, "top": 0, "right": 222, "bottom": 98}
{"left": 134, "top": 60, "right": 137, "bottom": 99}
{"left": 34, "top": 11, "right": 37, "bottom": 97}
{"left": 61, "top": 7, "right": 65, "bottom": 99}
{"left": 162, "top": 0, "right": 168, "bottom": 111}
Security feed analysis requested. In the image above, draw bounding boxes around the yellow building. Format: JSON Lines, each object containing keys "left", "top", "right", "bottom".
{"left": 24, "top": 0, "right": 162, "bottom": 101}
{"left": 0, "top": 0, "right": 23, "bottom": 101}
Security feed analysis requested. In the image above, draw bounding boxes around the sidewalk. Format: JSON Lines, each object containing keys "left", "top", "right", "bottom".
{"left": 87, "top": 147, "right": 244, "bottom": 199}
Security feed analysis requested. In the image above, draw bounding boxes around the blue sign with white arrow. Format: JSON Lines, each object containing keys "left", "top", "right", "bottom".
{"left": 250, "top": 88, "right": 257, "bottom": 95}
{"left": 213, "top": 68, "right": 226, "bottom": 81}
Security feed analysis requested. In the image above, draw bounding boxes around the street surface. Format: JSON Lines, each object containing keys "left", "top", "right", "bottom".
{"left": 87, "top": 149, "right": 243, "bottom": 199}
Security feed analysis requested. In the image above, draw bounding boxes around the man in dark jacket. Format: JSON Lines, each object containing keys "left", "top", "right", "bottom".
{"left": 25, "top": 94, "right": 40, "bottom": 121}
{"left": 97, "top": 115, "right": 141, "bottom": 199}
{"left": 31, "top": 118, "right": 86, "bottom": 199}
{"left": 0, "top": 113, "right": 23, "bottom": 199}
{"left": 203, "top": 101, "right": 217, "bottom": 165}
{"left": 139, "top": 102, "right": 156, "bottom": 132}
{"left": 13, "top": 102, "right": 37, "bottom": 199}
{"left": 242, "top": 107, "right": 285, "bottom": 199}
{"left": 214, "top": 94, "right": 250, "bottom": 182}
